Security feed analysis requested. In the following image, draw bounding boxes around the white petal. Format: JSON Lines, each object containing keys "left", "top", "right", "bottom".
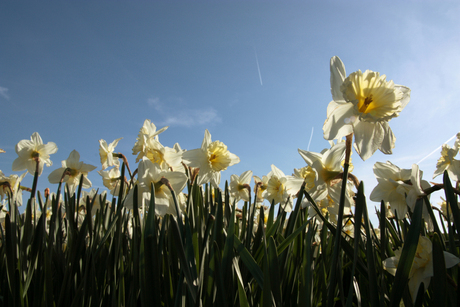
{"left": 323, "top": 102, "right": 354, "bottom": 140}
{"left": 239, "top": 170, "right": 253, "bottom": 184}
{"left": 298, "top": 149, "right": 322, "bottom": 166}
{"left": 353, "top": 120, "right": 384, "bottom": 161}
{"left": 322, "top": 142, "right": 346, "bottom": 171}
{"left": 443, "top": 251, "right": 460, "bottom": 268}
{"left": 330, "top": 56, "right": 347, "bottom": 103}
{"left": 395, "top": 85, "right": 411, "bottom": 110}
{"left": 379, "top": 122, "right": 395, "bottom": 155}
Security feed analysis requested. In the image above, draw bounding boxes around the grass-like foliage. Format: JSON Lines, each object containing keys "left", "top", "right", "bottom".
{"left": 1, "top": 164, "right": 459, "bottom": 306}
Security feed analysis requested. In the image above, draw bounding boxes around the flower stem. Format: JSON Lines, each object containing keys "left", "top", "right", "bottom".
{"left": 30, "top": 157, "right": 40, "bottom": 199}
{"left": 327, "top": 133, "right": 353, "bottom": 307}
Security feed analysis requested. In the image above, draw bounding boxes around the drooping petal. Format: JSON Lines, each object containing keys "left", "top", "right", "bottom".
{"left": 353, "top": 120, "right": 384, "bottom": 161}
{"left": 379, "top": 122, "right": 395, "bottom": 155}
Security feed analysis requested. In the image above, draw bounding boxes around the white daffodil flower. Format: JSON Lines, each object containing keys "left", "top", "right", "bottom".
{"left": 229, "top": 170, "right": 253, "bottom": 203}
{"left": 12, "top": 132, "right": 58, "bottom": 176}
{"left": 99, "top": 137, "right": 122, "bottom": 170}
{"left": 98, "top": 167, "right": 122, "bottom": 196}
{"left": 323, "top": 56, "right": 410, "bottom": 161}
{"left": 262, "top": 165, "right": 304, "bottom": 212}
{"left": 125, "top": 157, "right": 187, "bottom": 217}
{"left": 48, "top": 150, "right": 97, "bottom": 195}
{"left": 132, "top": 119, "right": 168, "bottom": 162}
{"left": 253, "top": 175, "right": 268, "bottom": 204}
{"left": 370, "top": 162, "right": 430, "bottom": 219}
{"left": 144, "top": 138, "right": 184, "bottom": 172}
{"left": 298, "top": 142, "right": 354, "bottom": 209}
{"left": 182, "top": 129, "right": 240, "bottom": 188}
{"left": 433, "top": 132, "right": 460, "bottom": 181}
{"left": 0, "top": 170, "right": 27, "bottom": 206}
{"left": 383, "top": 236, "right": 460, "bottom": 303}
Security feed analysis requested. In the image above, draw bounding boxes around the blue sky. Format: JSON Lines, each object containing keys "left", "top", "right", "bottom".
{"left": 1, "top": 1, "right": 460, "bottom": 220}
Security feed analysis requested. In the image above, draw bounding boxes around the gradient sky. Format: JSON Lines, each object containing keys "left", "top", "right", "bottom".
{"left": 2, "top": 1, "right": 460, "bottom": 221}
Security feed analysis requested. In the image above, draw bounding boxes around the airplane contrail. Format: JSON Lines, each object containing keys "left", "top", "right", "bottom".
{"left": 417, "top": 133, "right": 458, "bottom": 164}
{"left": 253, "top": 46, "right": 263, "bottom": 86}
{"left": 307, "top": 127, "right": 314, "bottom": 151}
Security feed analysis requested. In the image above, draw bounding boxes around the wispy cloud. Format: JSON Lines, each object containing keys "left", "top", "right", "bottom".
{"left": 147, "top": 97, "right": 221, "bottom": 127}
{"left": 0, "top": 87, "right": 10, "bottom": 100}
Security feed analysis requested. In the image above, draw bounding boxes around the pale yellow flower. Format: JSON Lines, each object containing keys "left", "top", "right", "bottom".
{"left": 48, "top": 150, "right": 97, "bottom": 195}
{"left": 323, "top": 56, "right": 410, "bottom": 160}
{"left": 125, "top": 157, "right": 187, "bottom": 216}
{"left": 253, "top": 175, "right": 268, "bottom": 204}
{"left": 262, "top": 165, "right": 304, "bottom": 212}
{"left": 132, "top": 119, "right": 168, "bottom": 162}
{"left": 0, "top": 170, "right": 27, "bottom": 206}
{"left": 12, "top": 132, "right": 58, "bottom": 176}
{"left": 182, "top": 129, "right": 239, "bottom": 188}
{"left": 433, "top": 133, "right": 460, "bottom": 181}
{"left": 298, "top": 142, "right": 354, "bottom": 209}
{"left": 98, "top": 167, "right": 122, "bottom": 196}
{"left": 370, "top": 162, "right": 429, "bottom": 219}
{"left": 99, "top": 137, "right": 122, "bottom": 170}
{"left": 229, "top": 170, "right": 253, "bottom": 203}
{"left": 144, "top": 138, "right": 183, "bottom": 172}
{"left": 383, "top": 236, "right": 459, "bottom": 303}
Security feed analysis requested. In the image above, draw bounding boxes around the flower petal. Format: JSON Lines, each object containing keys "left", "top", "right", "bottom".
{"left": 353, "top": 120, "right": 384, "bottom": 161}
{"left": 330, "top": 56, "right": 347, "bottom": 103}
{"left": 323, "top": 102, "right": 354, "bottom": 140}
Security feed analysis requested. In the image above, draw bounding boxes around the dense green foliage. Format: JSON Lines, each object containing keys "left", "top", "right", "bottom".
{"left": 1, "top": 167, "right": 459, "bottom": 306}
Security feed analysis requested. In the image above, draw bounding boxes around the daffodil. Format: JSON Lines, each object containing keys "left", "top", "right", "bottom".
{"left": 383, "top": 236, "right": 460, "bottom": 303}
{"left": 144, "top": 138, "right": 184, "bottom": 172}
{"left": 262, "top": 165, "right": 304, "bottom": 212}
{"left": 98, "top": 167, "right": 122, "bottom": 195}
{"left": 125, "top": 157, "right": 187, "bottom": 216}
{"left": 12, "top": 132, "right": 58, "bottom": 176}
{"left": 253, "top": 175, "right": 268, "bottom": 204}
{"left": 433, "top": 133, "right": 460, "bottom": 181}
{"left": 48, "top": 150, "right": 97, "bottom": 195}
{"left": 0, "top": 170, "right": 27, "bottom": 206}
{"left": 99, "top": 137, "right": 122, "bottom": 170}
{"left": 370, "top": 162, "right": 429, "bottom": 219}
{"left": 323, "top": 56, "right": 410, "bottom": 160}
{"left": 182, "top": 129, "right": 240, "bottom": 188}
{"left": 229, "top": 170, "right": 253, "bottom": 203}
{"left": 298, "top": 142, "right": 354, "bottom": 208}
{"left": 132, "top": 119, "right": 168, "bottom": 162}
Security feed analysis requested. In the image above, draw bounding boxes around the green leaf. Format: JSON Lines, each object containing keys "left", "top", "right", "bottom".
{"left": 233, "top": 235, "right": 264, "bottom": 289}
{"left": 389, "top": 198, "right": 423, "bottom": 307}
{"left": 431, "top": 233, "right": 446, "bottom": 306}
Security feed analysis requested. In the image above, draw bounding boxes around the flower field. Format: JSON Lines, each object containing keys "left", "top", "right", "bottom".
{"left": 1, "top": 56, "right": 460, "bottom": 306}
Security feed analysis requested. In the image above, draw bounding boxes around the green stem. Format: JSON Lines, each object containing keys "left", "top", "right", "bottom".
{"left": 327, "top": 133, "right": 352, "bottom": 307}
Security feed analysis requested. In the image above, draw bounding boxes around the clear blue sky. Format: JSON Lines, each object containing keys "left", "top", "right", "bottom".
{"left": 2, "top": 1, "right": 459, "bottom": 220}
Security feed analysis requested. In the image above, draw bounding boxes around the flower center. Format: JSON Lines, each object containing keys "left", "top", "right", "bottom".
{"left": 146, "top": 149, "right": 166, "bottom": 167}
{"left": 359, "top": 94, "right": 374, "bottom": 113}
{"left": 341, "top": 70, "right": 403, "bottom": 121}
{"left": 298, "top": 166, "right": 316, "bottom": 190}
{"left": 207, "top": 141, "right": 231, "bottom": 172}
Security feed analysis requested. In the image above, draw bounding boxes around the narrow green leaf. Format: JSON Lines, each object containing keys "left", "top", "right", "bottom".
{"left": 389, "top": 198, "right": 423, "bottom": 307}
{"left": 431, "top": 233, "right": 446, "bottom": 306}
{"left": 233, "top": 235, "right": 264, "bottom": 289}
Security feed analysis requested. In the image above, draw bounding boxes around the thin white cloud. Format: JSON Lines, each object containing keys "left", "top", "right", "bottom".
{"left": 0, "top": 87, "right": 10, "bottom": 100}
{"left": 147, "top": 97, "right": 221, "bottom": 127}
{"left": 147, "top": 97, "right": 162, "bottom": 112}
